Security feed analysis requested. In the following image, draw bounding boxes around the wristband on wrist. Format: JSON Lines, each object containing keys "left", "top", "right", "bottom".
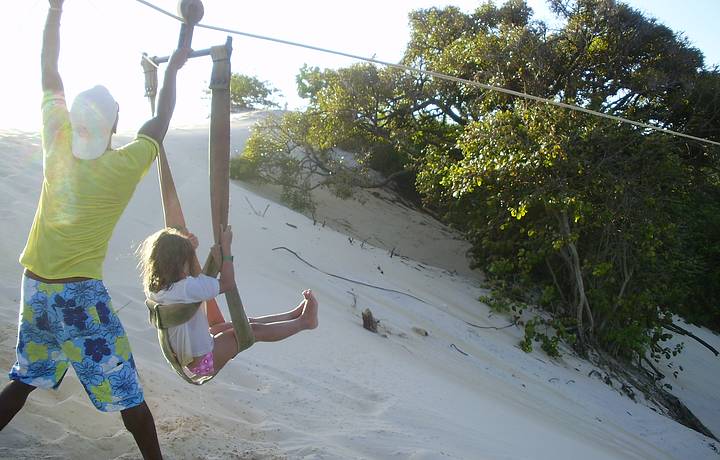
{"left": 222, "top": 255, "right": 234, "bottom": 262}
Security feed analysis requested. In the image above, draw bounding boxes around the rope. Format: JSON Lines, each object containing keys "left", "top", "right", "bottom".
{"left": 132, "top": 0, "right": 720, "bottom": 148}
{"left": 134, "top": 0, "right": 182, "bottom": 21}
{"left": 272, "top": 246, "right": 429, "bottom": 304}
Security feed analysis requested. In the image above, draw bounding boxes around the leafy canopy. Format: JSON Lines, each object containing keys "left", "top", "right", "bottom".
{"left": 238, "top": 0, "right": 720, "bottom": 360}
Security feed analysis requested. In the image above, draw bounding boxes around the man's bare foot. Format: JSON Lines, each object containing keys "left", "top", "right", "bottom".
{"left": 301, "top": 289, "right": 319, "bottom": 329}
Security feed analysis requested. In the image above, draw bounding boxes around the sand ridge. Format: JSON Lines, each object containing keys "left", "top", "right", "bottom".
{"left": 0, "top": 119, "right": 718, "bottom": 459}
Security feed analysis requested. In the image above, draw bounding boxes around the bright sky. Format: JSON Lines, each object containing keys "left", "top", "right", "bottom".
{"left": 1, "top": 0, "right": 718, "bottom": 131}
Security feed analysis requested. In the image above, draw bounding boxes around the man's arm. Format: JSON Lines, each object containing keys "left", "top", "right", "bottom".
{"left": 42, "top": 0, "right": 64, "bottom": 92}
{"left": 138, "top": 48, "right": 190, "bottom": 144}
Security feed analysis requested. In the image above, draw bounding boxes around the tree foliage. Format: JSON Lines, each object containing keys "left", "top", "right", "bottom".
{"left": 238, "top": 0, "right": 720, "bottom": 359}
{"left": 228, "top": 73, "right": 278, "bottom": 111}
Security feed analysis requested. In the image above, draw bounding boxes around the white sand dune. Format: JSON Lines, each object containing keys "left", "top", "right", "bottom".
{"left": 0, "top": 115, "right": 718, "bottom": 459}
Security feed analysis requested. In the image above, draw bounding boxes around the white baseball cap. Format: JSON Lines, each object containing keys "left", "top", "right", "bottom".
{"left": 69, "top": 85, "right": 119, "bottom": 160}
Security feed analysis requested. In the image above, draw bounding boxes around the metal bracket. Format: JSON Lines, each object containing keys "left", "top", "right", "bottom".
{"left": 141, "top": 53, "right": 159, "bottom": 116}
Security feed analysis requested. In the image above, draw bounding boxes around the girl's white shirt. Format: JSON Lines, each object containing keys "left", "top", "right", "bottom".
{"left": 148, "top": 274, "right": 219, "bottom": 366}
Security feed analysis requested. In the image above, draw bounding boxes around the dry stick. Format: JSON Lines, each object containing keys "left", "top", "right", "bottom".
{"left": 450, "top": 344, "right": 469, "bottom": 356}
{"left": 347, "top": 290, "right": 358, "bottom": 309}
{"left": 244, "top": 196, "right": 261, "bottom": 216}
{"left": 272, "top": 246, "right": 429, "bottom": 304}
{"left": 465, "top": 319, "right": 517, "bottom": 330}
{"left": 115, "top": 300, "right": 132, "bottom": 313}
{"left": 641, "top": 356, "right": 665, "bottom": 380}
{"left": 244, "top": 196, "right": 271, "bottom": 218}
{"left": 663, "top": 323, "right": 719, "bottom": 356}
{"left": 274, "top": 246, "right": 517, "bottom": 330}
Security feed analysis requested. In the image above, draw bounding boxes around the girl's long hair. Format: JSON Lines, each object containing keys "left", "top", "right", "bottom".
{"left": 137, "top": 227, "right": 194, "bottom": 294}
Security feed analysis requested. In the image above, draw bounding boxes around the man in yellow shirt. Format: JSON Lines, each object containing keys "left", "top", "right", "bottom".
{"left": 0, "top": 1, "right": 189, "bottom": 458}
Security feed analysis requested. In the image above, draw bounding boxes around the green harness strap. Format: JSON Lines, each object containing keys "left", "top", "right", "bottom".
{"left": 201, "top": 251, "right": 255, "bottom": 355}
{"left": 146, "top": 299, "right": 210, "bottom": 385}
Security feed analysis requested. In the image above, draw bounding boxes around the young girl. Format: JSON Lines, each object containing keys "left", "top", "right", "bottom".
{"left": 138, "top": 225, "right": 318, "bottom": 377}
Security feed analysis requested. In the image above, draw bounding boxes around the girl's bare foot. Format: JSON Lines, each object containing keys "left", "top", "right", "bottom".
{"left": 289, "top": 299, "right": 305, "bottom": 319}
{"left": 301, "top": 289, "right": 319, "bottom": 329}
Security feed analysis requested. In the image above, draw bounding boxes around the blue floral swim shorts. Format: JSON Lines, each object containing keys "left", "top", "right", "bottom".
{"left": 9, "top": 275, "right": 144, "bottom": 412}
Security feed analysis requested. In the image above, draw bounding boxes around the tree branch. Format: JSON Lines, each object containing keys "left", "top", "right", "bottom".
{"left": 663, "top": 322, "right": 719, "bottom": 356}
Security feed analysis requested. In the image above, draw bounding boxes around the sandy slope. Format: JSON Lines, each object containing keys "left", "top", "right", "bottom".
{"left": 0, "top": 116, "right": 718, "bottom": 459}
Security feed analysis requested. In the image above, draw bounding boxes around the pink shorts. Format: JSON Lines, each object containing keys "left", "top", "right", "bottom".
{"left": 187, "top": 352, "right": 214, "bottom": 376}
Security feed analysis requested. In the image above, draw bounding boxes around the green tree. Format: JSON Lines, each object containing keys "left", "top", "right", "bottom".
{"left": 243, "top": 0, "right": 720, "bottom": 360}
{"left": 228, "top": 73, "right": 278, "bottom": 111}
{"left": 406, "top": 0, "right": 715, "bottom": 355}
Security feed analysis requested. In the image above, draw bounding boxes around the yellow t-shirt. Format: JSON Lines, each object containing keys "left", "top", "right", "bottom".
{"left": 19, "top": 91, "right": 159, "bottom": 279}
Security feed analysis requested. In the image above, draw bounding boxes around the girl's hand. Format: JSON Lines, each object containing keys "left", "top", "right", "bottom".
{"left": 220, "top": 224, "right": 233, "bottom": 255}
{"left": 211, "top": 244, "right": 222, "bottom": 267}
{"left": 49, "top": 0, "right": 64, "bottom": 9}
{"left": 187, "top": 232, "right": 199, "bottom": 250}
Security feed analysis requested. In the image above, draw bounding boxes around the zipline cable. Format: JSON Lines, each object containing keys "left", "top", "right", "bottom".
{"left": 133, "top": 0, "right": 720, "bottom": 148}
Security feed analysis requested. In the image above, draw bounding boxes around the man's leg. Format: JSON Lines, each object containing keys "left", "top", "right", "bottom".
{"left": 71, "top": 280, "right": 162, "bottom": 459}
{"left": 121, "top": 402, "right": 162, "bottom": 460}
{"left": 0, "top": 380, "right": 36, "bottom": 430}
{"left": 2, "top": 276, "right": 47, "bottom": 430}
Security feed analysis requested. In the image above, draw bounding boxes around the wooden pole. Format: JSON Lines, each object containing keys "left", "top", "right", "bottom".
{"left": 209, "top": 36, "right": 232, "bottom": 243}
